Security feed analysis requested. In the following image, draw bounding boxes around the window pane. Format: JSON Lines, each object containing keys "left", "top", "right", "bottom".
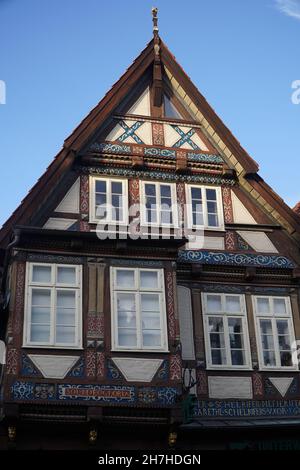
{"left": 117, "top": 293, "right": 136, "bottom": 328}
{"left": 141, "top": 294, "right": 160, "bottom": 312}
{"left": 57, "top": 267, "right": 76, "bottom": 284}
{"left": 260, "top": 319, "right": 273, "bottom": 335}
{"left": 208, "top": 214, "right": 218, "bottom": 227}
{"left": 210, "top": 333, "right": 225, "bottom": 349}
{"left": 228, "top": 318, "right": 243, "bottom": 349}
{"left": 280, "top": 351, "right": 292, "bottom": 367}
{"left": 192, "top": 201, "right": 203, "bottom": 212}
{"left": 32, "top": 265, "right": 52, "bottom": 283}
{"left": 140, "top": 271, "right": 158, "bottom": 289}
{"left": 274, "top": 298, "right": 287, "bottom": 315}
{"left": 142, "top": 330, "right": 161, "bottom": 347}
{"left": 161, "top": 211, "right": 173, "bottom": 224}
{"left": 111, "top": 181, "right": 122, "bottom": 194}
{"left": 257, "top": 298, "right": 270, "bottom": 314}
{"left": 206, "top": 189, "right": 217, "bottom": 201}
{"left": 206, "top": 295, "right": 222, "bottom": 313}
{"left": 95, "top": 180, "right": 106, "bottom": 193}
{"left": 56, "top": 326, "right": 75, "bottom": 344}
{"left": 112, "top": 194, "right": 122, "bottom": 208}
{"left": 96, "top": 205, "right": 107, "bottom": 220}
{"left": 261, "top": 334, "right": 275, "bottom": 350}
{"left": 116, "top": 270, "right": 135, "bottom": 288}
{"left": 142, "top": 313, "right": 161, "bottom": 330}
{"left": 211, "top": 349, "right": 226, "bottom": 365}
{"left": 192, "top": 212, "right": 204, "bottom": 226}
{"left": 160, "top": 185, "right": 171, "bottom": 198}
{"left": 30, "top": 325, "right": 50, "bottom": 343}
{"left": 146, "top": 196, "right": 156, "bottom": 208}
{"left": 31, "top": 307, "right": 51, "bottom": 324}
{"left": 57, "top": 311, "right": 75, "bottom": 326}
{"left": 161, "top": 198, "right": 172, "bottom": 208}
{"left": 207, "top": 201, "right": 218, "bottom": 213}
{"left": 96, "top": 193, "right": 107, "bottom": 206}
{"left": 145, "top": 184, "right": 156, "bottom": 197}
{"left": 231, "top": 350, "right": 245, "bottom": 366}
{"left": 276, "top": 320, "right": 289, "bottom": 336}
{"left": 226, "top": 296, "right": 241, "bottom": 313}
{"left": 147, "top": 209, "right": 157, "bottom": 224}
{"left": 57, "top": 291, "right": 75, "bottom": 308}
{"left": 191, "top": 187, "right": 202, "bottom": 200}
{"left": 118, "top": 329, "right": 137, "bottom": 347}
{"left": 263, "top": 350, "right": 276, "bottom": 367}
{"left": 32, "top": 289, "right": 51, "bottom": 307}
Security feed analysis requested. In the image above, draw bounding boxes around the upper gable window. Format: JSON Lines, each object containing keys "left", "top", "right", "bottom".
{"left": 90, "top": 176, "right": 128, "bottom": 225}
{"left": 164, "top": 95, "right": 183, "bottom": 120}
{"left": 140, "top": 181, "right": 178, "bottom": 228}
{"left": 23, "top": 263, "right": 82, "bottom": 349}
{"left": 186, "top": 185, "right": 224, "bottom": 230}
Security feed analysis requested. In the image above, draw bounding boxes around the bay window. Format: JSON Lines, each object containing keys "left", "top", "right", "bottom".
{"left": 23, "top": 263, "right": 82, "bottom": 348}
{"left": 186, "top": 185, "right": 224, "bottom": 230}
{"left": 202, "top": 293, "right": 251, "bottom": 369}
{"left": 111, "top": 267, "right": 168, "bottom": 351}
{"left": 90, "top": 176, "right": 128, "bottom": 224}
{"left": 140, "top": 181, "right": 178, "bottom": 227}
{"left": 253, "top": 296, "right": 296, "bottom": 369}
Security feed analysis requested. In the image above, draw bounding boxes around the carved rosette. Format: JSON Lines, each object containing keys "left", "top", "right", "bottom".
{"left": 152, "top": 123, "right": 164, "bottom": 146}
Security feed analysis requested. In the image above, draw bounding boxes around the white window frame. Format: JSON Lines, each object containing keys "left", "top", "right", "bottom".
{"left": 89, "top": 176, "right": 128, "bottom": 225}
{"left": 23, "top": 262, "right": 82, "bottom": 349}
{"left": 252, "top": 295, "right": 297, "bottom": 371}
{"left": 185, "top": 184, "right": 224, "bottom": 231}
{"left": 202, "top": 292, "right": 252, "bottom": 370}
{"left": 140, "top": 181, "right": 178, "bottom": 228}
{"left": 110, "top": 267, "right": 168, "bottom": 352}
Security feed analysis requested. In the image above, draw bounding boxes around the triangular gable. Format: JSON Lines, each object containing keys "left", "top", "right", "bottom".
{"left": 1, "top": 36, "right": 300, "bottom": 248}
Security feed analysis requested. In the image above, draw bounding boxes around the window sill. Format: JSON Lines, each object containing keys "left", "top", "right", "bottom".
{"left": 22, "top": 345, "right": 84, "bottom": 350}
{"left": 258, "top": 367, "right": 299, "bottom": 372}
{"left": 206, "top": 366, "right": 253, "bottom": 371}
{"left": 111, "top": 349, "right": 170, "bottom": 354}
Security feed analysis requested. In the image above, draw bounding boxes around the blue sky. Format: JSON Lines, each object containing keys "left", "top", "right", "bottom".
{"left": 0, "top": 0, "right": 300, "bottom": 228}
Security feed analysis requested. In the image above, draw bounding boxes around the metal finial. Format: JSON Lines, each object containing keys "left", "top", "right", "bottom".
{"left": 152, "top": 7, "right": 159, "bottom": 35}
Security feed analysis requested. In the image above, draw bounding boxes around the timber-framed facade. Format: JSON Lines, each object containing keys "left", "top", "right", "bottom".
{"left": 1, "top": 10, "right": 300, "bottom": 450}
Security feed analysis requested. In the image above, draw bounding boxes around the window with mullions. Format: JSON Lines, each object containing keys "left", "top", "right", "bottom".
{"left": 90, "top": 176, "right": 128, "bottom": 224}
{"left": 140, "top": 181, "right": 178, "bottom": 227}
{"left": 23, "top": 263, "right": 82, "bottom": 348}
{"left": 186, "top": 185, "right": 224, "bottom": 229}
{"left": 111, "top": 267, "right": 168, "bottom": 351}
{"left": 202, "top": 293, "right": 251, "bottom": 369}
{"left": 253, "top": 296, "right": 296, "bottom": 369}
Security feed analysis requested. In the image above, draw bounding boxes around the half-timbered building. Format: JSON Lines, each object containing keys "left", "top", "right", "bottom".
{"left": 1, "top": 10, "right": 300, "bottom": 449}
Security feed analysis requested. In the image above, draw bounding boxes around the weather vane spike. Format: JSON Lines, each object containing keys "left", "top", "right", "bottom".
{"left": 152, "top": 7, "right": 159, "bottom": 36}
